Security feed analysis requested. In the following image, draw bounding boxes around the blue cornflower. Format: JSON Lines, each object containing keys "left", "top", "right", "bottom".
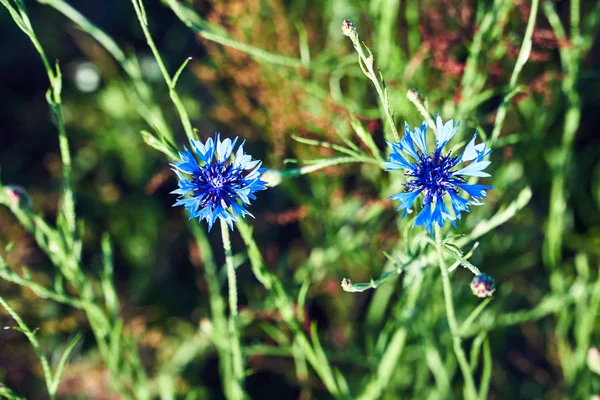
{"left": 385, "top": 115, "right": 493, "bottom": 235}
{"left": 171, "top": 133, "right": 267, "bottom": 231}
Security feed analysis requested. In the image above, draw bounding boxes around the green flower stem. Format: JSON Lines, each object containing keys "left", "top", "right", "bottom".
{"left": 236, "top": 221, "right": 341, "bottom": 396}
{"left": 0, "top": 381, "right": 25, "bottom": 400}
{"left": 0, "top": 295, "right": 54, "bottom": 399}
{"left": 131, "top": 0, "right": 195, "bottom": 143}
{"left": 189, "top": 224, "right": 235, "bottom": 398}
{"left": 165, "top": 0, "right": 306, "bottom": 69}
{"left": 434, "top": 226, "right": 478, "bottom": 400}
{"left": 220, "top": 219, "right": 246, "bottom": 399}
{"left": 344, "top": 26, "right": 400, "bottom": 143}
{"left": 541, "top": 0, "right": 590, "bottom": 271}
{"left": 357, "top": 273, "right": 424, "bottom": 400}
{"left": 40, "top": 0, "right": 175, "bottom": 143}
{"left": 489, "top": 0, "right": 539, "bottom": 146}
{"left": 442, "top": 243, "right": 482, "bottom": 276}
{"left": 0, "top": 0, "right": 75, "bottom": 241}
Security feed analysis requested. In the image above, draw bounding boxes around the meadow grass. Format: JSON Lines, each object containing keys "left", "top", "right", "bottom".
{"left": 0, "top": 0, "right": 599, "bottom": 399}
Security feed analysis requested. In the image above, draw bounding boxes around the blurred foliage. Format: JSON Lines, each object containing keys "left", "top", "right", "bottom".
{"left": 0, "top": 0, "right": 599, "bottom": 399}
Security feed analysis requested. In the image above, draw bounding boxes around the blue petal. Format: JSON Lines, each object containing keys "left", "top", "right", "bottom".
{"left": 193, "top": 205, "right": 212, "bottom": 223}
{"left": 413, "top": 203, "right": 433, "bottom": 234}
{"left": 173, "top": 147, "right": 201, "bottom": 174}
{"left": 384, "top": 145, "right": 413, "bottom": 170}
{"left": 435, "top": 114, "right": 460, "bottom": 150}
{"left": 458, "top": 131, "right": 492, "bottom": 163}
{"left": 453, "top": 161, "right": 491, "bottom": 177}
{"left": 389, "top": 189, "right": 423, "bottom": 215}
{"left": 192, "top": 136, "right": 216, "bottom": 163}
{"left": 208, "top": 203, "right": 232, "bottom": 231}
{"left": 400, "top": 122, "right": 420, "bottom": 160}
{"left": 455, "top": 183, "right": 493, "bottom": 199}
{"left": 411, "top": 122, "right": 428, "bottom": 154}
{"left": 231, "top": 201, "right": 253, "bottom": 219}
{"left": 431, "top": 194, "right": 456, "bottom": 229}
{"left": 448, "top": 191, "right": 471, "bottom": 219}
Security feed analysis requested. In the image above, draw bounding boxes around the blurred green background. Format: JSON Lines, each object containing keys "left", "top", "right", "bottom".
{"left": 1, "top": 0, "right": 600, "bottom": 398}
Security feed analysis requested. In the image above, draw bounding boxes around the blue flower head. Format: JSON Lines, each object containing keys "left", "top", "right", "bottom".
{"left": 385, "top": 115, "right": 493, "bottom": 235}
{"left": 171, "top": 133, "right": 267, "bottom": 231}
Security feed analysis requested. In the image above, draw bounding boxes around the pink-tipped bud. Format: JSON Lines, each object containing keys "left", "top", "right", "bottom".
{"left": 470, "top": 274, "right": 496, "bottom": 298}
{"left": 407, "top": 88, "right": 424, "bottom": 104}
{"left": 342, "top": 20, "right": 356, "bottom": 38}
{"left": 341, "top": 278, "right": 353, "bottom": 291}
{"left": 3, "top": 185, "right": 31, "bottom": 208}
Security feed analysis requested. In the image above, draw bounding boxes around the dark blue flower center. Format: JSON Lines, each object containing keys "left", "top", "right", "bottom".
{"left": 405, "top": 152, "right": 464, "bottom": 203}
{"left": 193, "top": 162, "right": 246, "bottom": 208}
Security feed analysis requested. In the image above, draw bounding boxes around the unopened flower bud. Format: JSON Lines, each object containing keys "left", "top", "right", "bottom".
{"left": 3, "top": 185, "right": 31, "bottom": 209}
{"left": 470, "top": 274, "right": 495, "bottom": 298}
{"left": 342, "top": 19, "right": 356, "bottom": 38}
{"left": 341, "top": 278, "right": 352, "bottom": 291}
{"left": 261, "top": 169, "right": 283, "bottom": 188}
{"left": 407, "top": 88, "right": 424, "bottom": 104}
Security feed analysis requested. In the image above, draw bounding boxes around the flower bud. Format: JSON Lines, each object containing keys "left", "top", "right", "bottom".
{"left": 341, "top": 278, "right": 352, "bottom": 291}
{"left": 407, "top": 88, "right": 424, "bottom": 104}
{"left": 3, "top": 185, "right": 31, "bottom": 209}
{"left": 341, "top": 19, "right": 356, "bottom": 38}
{"left": 261, "top": 169, "right": 283, "bottom": 188}
{"left": 470, "top": 274, "right": 496, "bottom": 298}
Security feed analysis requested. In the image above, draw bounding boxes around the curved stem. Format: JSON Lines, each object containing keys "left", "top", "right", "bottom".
{"left": 131, "top": 0, "right": 195, "bottom": 143}
{"left": 220, "top": 220, "right": 245, "bottom": 399}
{"left": 346, "top": 33, "right": 400, "bottom": 143}
{"left": 434, "top": 226, "right": 478, "bottom": 400}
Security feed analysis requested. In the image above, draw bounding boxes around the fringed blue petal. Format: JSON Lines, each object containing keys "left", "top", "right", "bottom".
{"left": 413, "top": 203, "right": 433, "bottom": 235}
{"left": 389, "top": 189, "right": 423, "bottom": 216}
{"left": 411, "top": 122, "right": 428, "bottom": 154}
{"left": 456, "top": 183, "right": 493, "bottom": 199}
{"left": 454, "top": 161, "right": 491, "bottom": 177}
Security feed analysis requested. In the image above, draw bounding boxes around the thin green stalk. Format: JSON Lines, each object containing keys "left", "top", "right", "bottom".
{"left": 343, "top": 22, "right": 400, "bottom": 142}
{"left": 469, "top": 332, "right": 487, "bottom": 372}
{"left": 131, "top": 0, "right": 195, "bottom": 143}
{"left": 0, "top": 295, "right": 54, "bottom": 399}
{"left": 460, "top": 299, "right": 492, "bottom": 336}
{"left": 479, "top": 338, "right": 492, "bottom": 400}
{"left": 344, "top": 186, "right": 530, "bottom": 295}
{"left": 0, "top": 267, "right": 84, "bottom": 308}
{"left": 425, "top": 341, "right": 451, "bottom": 396}
{"left": 542, "top": 0, "right": 581, "bottom": 270}
{"left": 220, "top": 220, "right": 245, "bottom": 399}
{"left": 236, "top": 221, "right": 341, "bottom": 396}
{"left": 341, "top": 252, "right": 407, "bottom": 293}
{"left": 0, "top": 0, "right": 75, "bottom": 241}
{"left": 458, "top": 0, "right": 513, "bottom": 111}
{"left": 489, "top": 0, "right": 539, "bottom": 146}
{"left": 39, "top": 0, "right": 175, "bottom": 142}
{"left": 357, "top": 273, "right": 424, "bottom": 400}
{"left": 0, "top": 381, "right": 25, "bottom": 400}
{"left": 189, "top": 224, "right": 234, "bottom": 398}
{"left": 435, "top": 226, "right": 478, "bottom": 400}
{"left": 460, "top": 291, "right": 582, "bottom": 338}
{"left": 165, "top": 0, "right": 307, "bottom": 69}
{"left": 442, "top": 244, "right": 482, "bottom": 276}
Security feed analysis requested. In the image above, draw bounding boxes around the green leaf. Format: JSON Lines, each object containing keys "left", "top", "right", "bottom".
{"left": 50, "top": 333, "right": 81, "bottom": 395}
